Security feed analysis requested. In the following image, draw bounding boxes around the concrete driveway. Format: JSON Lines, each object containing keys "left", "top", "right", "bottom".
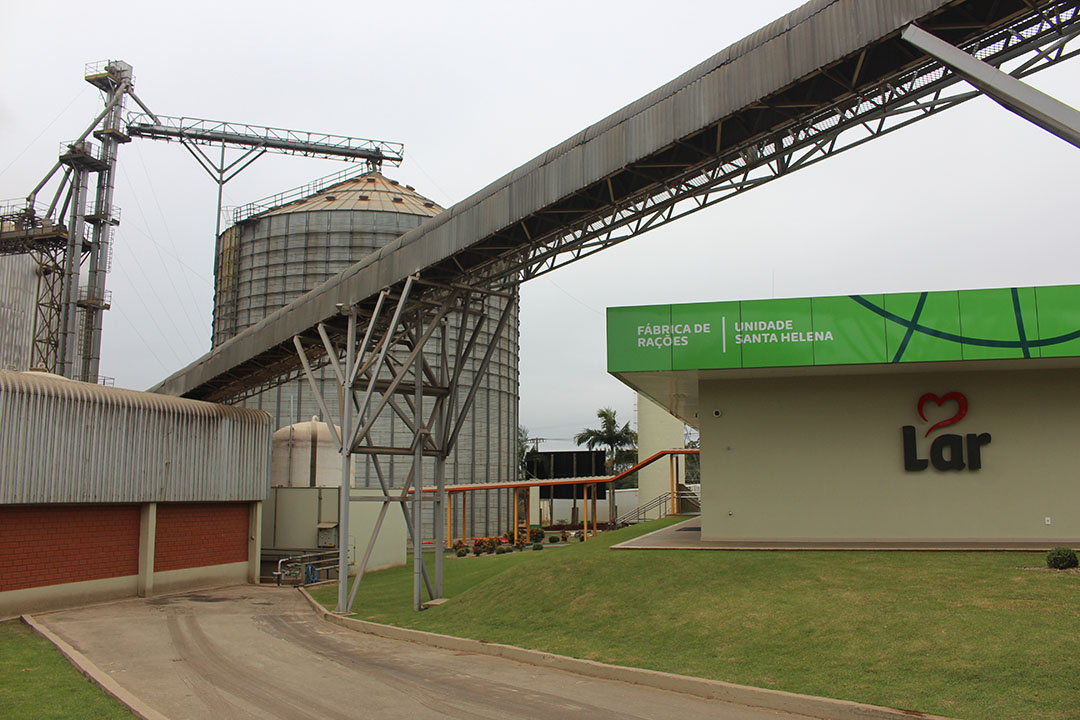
{"left": 33, "top": 585, "right": 810, "bottom": 720}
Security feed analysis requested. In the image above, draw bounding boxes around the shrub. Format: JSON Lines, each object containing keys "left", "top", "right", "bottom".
{"left": 495, "top": 545, "right": 510, "bottom": 555}
{"left": 1046, "top": 546, "right": 1079, "bottom": 569}
{"left": 529, "top": 528, "right": 545, "bottom": 543}
{"left": 532, "top": 542, "right": 544, "bottom": 551}
{"left": 455, "top": 547, "right": 468, "bottom": 557}
{"left": 452, "top": 539, "right": 466, "bottom": 551}
{"left": 548, "top": 534, "right": 559, "bottom": 544}
{"left": 560, "top": 531, "right": 568, "bottom": 542}
{"left": 472, "top": 542, "right": 483, "bottom": 556}
{"left": 578, "top": 534, "right": 585, "bottom": 542}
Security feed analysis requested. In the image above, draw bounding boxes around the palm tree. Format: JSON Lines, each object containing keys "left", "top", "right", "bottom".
{"left": 574, "top": 407, "right": 635, "bottom": 472}
{"left": 517, "top": 424, "right": 534, "bottom": 481}
{"left": 575, "top": 407, "right": 636, "bottom": 527}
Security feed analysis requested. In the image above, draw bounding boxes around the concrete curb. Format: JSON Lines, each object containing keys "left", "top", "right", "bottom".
{"left": 299, "top": 589, "right": 954, "bottom": 720}
{"left": 22, "top": 614, "right": 171, "bottom": 720}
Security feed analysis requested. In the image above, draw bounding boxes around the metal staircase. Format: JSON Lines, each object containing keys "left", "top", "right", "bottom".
{"left": 616, "top": 485, "right": 700, "bottom": 526}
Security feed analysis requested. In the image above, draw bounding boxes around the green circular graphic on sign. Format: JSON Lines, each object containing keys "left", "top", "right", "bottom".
{"left": 850, "top": 288, "right": 1080, "bottom": 362}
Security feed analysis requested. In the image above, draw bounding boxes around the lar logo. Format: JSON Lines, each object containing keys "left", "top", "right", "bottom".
{"left": 902, "top": 392, "right": 991, "bottom": 472}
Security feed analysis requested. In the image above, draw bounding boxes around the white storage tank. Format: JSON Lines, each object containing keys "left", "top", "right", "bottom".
{"left": 270, "top": 418, "right": 343, "bottom": 487}
{"left": 264, "top": 417, "right": 407, "bottom": 575}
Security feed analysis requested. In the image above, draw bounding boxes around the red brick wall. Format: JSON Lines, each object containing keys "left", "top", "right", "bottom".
{"left": 0, "top": 505, "right": 140, "bottom": 592}
{"left": 154, "top": 503, "right": 249, "bottom": 572}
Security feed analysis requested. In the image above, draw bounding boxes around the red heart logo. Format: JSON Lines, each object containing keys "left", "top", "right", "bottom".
{"left": 917, "top": 392, "right": 967, "bottom": 437}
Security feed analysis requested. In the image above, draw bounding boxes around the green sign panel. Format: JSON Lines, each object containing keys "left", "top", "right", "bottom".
{"left": 607, "top": 285, "right": 1080, "bottom": 373}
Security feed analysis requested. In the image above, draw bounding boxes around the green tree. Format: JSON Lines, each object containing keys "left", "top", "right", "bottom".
{"left": 574, "top": 407, "right": 636, "bottom": 473}
{"left": 518, "top": 424, "right": 537, "bottom": 480}
{"left": 684, "top": 437, "right": 700, "bottom": 483}
{"left": 575, "top": 408, "right": 637, "bottom": 526}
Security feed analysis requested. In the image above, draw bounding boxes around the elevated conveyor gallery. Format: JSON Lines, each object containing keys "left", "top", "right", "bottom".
{"left": 154, "top": 0, "right": 1080, "bottom": 404}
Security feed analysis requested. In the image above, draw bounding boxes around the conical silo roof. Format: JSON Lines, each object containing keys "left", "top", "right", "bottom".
{"left": 257, "top": 171, "right": 443, "bottom": 219}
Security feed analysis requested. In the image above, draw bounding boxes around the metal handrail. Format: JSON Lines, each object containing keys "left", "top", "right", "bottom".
{"left": 273, "top": 549, "right": 341, "bottom": 586}
{"left": 232, "top": 164, "right": 374, "bottom": 224}
{"left": 85, "top": 60, "right": 134, "bottom": 83}
{"left": 0, "top": 200, "right": 53, "bottom": 225}
{"left": 59, "top": 140, "right": 103, "bottom": 162}
{"left": 616, "top": 488, "right": 700, "bottom": 526}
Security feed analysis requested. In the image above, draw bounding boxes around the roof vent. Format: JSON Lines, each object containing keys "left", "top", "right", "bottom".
{"left": 358, "top": 195, "right": 369, "bottom": 201}
{"left": 366, "top": 177, "right": 376, "bottom": 183}
{"left": 392, "top": 197, "right": 404, "bottom": 203}
{"left": 423, "top": 201, "right": 435, "bottom": 208}
{"left": 324, "top": 195, "right": 336, "bottom": 202}
{"left": 389, "top": 179, "right": 399, "bottom": 186}
{"left": 406, "top": 185, "right": 415, "bottom": 191}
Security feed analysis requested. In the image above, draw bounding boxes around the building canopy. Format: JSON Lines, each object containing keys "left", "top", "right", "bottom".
{"left": 607, "top": 284, "right": 1080, "bottom": 425}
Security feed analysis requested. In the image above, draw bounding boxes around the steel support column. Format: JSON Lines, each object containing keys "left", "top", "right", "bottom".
{"left": 58, "top": 170, "right": 88, "bottom": 377}
{"left": 902, "top": 23, "right": 1080, "bottom": 148}
{"left": 335, "top": 308, "right": 357, "bottom": 613}
{"left": 411, "top": 309, "right": 425, "bottom": 612}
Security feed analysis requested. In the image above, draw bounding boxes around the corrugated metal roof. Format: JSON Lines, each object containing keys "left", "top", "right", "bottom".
{"left": 252, "top": 172, "right": 442, "bottom": 220}
{"left": 0, "top": 370, "right": 271, "bottom": 504}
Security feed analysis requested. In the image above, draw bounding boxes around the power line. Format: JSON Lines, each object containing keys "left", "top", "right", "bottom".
{"left": 0, "top": 86, "right": 92, "bottom": 179}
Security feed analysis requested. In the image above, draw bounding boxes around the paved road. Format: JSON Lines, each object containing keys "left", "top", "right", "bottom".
{"left": 35, "top": 585, "right": 808, "bottom": 720}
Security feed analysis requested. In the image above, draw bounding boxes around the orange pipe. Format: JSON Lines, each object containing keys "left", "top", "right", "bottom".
{"left": 414, "top": 449, "right": 699, "bottom": 495}
{"left": 513, "top": 488, "right": 519, "bottom": 545}
{"left": 591, "top": 484, "right": 597, "bottom": 537}
{"left": 669, "top": 455, "right": 676, "bottom": 515}
{"left": 675, "top": 455, "right": 681, "bottom": 513}
{"left": 583, "top": 484, "right": 589, "bottom": 542}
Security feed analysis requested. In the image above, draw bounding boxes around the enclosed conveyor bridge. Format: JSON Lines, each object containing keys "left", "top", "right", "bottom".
{"left": 155, "top": 0, "right": 1080, "bottom": 404}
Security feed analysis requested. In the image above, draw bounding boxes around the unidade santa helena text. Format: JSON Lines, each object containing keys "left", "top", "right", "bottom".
{"left": 635, "top": 320, "right": 834, "bottom": 348}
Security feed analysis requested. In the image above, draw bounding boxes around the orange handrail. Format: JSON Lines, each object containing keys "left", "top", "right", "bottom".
{"left": 413, "top": 448, "right": 698, "bottom": 494}
{"left": 438, "top": 448, "right": 698, "bottom": 546}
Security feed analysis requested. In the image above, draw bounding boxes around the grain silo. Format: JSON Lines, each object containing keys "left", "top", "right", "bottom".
{"left": 212, "top": 169, "right": 518, "bottom": 539}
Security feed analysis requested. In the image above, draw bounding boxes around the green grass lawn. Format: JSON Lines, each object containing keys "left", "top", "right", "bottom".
{"left": 311, "top": 519, "right": 1080, "bottom": 720}
{"left": 0, "top": 620, "right": 132, "bottom": 719}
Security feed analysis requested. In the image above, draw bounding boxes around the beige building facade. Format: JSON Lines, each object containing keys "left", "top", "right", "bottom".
{"left": 636, "top": 393, "right": 686, "bottom": 517}
{"left": 698, "top": 365, "right": 1079, "bottom": 546}
{"left": 608, "top": 284, "right": 1080, "bottom": 548}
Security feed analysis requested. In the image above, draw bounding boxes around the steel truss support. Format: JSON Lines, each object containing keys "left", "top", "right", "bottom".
{"left": 30, "top": 247, "right": 65, "bottom": 372}
{"left": 3, "top": 62, "right": 134, "bottom": 379}
{"left": 902, "top": 24, "right": 1080, "bottom": 148}
{"left": 451, "top": 3, "right": 1080, "bottom": 291}
{"left": 4, "top": 59, "right": 406, "bottom": 378}
{"left": 125, "top": 114, "right": 405, "bottom": 243}
{"left": 293, "top": 277, "right": 517, "bottom": 612}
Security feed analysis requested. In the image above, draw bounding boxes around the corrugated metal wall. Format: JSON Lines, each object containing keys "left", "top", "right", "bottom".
{"left": 0, "top": 254, "right": 37, "bottom": 371}
{"left": 0, "top": 370, "right": 271, "bottom": 504}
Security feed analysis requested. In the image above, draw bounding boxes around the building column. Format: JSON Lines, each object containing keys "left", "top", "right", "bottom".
{"left": 247, "top": 501, "right": 262, "bottom": 584}
{"left": 137, "top": 502, "right": 156, "bottom": 597}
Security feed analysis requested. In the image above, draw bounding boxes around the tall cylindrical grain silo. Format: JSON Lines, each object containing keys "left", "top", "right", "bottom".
{"left": 0, "top": 254, "right": 38, "bottom": 372}
{"left": 212, "top": 171, "right": 518, "bottom": 539}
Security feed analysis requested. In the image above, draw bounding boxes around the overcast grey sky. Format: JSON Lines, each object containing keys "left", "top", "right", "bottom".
{"left": 2, "top": 1, "right": 1078, "bottom": 450}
